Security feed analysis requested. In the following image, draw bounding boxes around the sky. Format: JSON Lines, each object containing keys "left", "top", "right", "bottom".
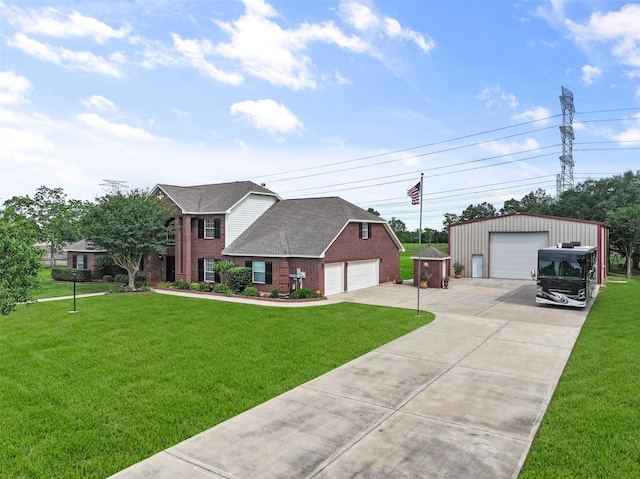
{"left": 1, "top": 0, "right": 639, "bottom": 231}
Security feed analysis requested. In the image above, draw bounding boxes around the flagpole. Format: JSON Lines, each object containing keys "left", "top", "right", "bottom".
{"left": 416, "top": 173, "right": 424, "bottom": 316}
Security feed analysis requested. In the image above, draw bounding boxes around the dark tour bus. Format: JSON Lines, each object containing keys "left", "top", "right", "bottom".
{"left": 534, "top": 243, "right": 597, "bottom": 308}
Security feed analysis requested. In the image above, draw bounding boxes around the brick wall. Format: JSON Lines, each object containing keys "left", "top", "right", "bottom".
{"left": 325, "top": 222, "right": 400, "bottom": 284}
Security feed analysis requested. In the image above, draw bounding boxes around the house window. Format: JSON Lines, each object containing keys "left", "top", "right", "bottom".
{"left": 197, "top": 218, "right": 221, "bottom": 239}
{"left": 246, "top": 260, "right": 272, "bottom": 284}
{"left": 198, "top": 258, "right": 220, "bottom": 283}
{"left": 73, "top": 254, "right": 88, "bottom": 269}
{"left": 359, "top": 223, "right": 371, "bottom": 240}
{"left": 204, "top": 258, "right": 216, "bottom": 282}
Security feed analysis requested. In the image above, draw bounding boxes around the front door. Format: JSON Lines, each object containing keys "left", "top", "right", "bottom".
{"left": 166, "top": 256, "right": 175, "bottom": 282}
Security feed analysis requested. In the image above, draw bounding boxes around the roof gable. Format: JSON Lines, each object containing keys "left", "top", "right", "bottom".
{"left": 223, "top": 197, "right": 392, "bottom": 257}
{"left": 153, "top": 181, "right": 280, "bottom": 214}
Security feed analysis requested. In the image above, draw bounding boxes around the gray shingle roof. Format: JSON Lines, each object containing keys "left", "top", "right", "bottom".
{"left": 223, "top": 197, "right": 390, "bottom": 257}
{"left": 411, "top": 246, "right": 450, "bottom": 259}
{"left": 155, "top": 181, "right": 279, "bottom": 214}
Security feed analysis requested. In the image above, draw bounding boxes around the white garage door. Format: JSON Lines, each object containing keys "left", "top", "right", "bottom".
{"left": 347, "top": 260, "right": 379, "bottom": 291}
{"left": 324, "top": 263, "right": 344, "bottom": 296}
{"left": 489, "top": 232, "right": 548, "bottom": 279}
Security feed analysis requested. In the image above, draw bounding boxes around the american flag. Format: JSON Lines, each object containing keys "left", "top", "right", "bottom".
{"left": 407, "top": 182, "right": 420, "bottom": 205}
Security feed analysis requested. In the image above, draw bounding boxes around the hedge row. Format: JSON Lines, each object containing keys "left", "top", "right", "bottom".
{"left": 51, "top": 268, "right": 92, "bottom": 282}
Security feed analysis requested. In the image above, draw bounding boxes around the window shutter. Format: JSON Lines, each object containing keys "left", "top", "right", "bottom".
{"left": 214, "top": 218, "right": 221, "bottom": 239}
{"left": 245, "top": 260, "right": 252, "bottom": 268}
{"left": 265, "top": 262, "right": 272, "bottom": 284}
{"left": 369, "top": 223, "right": 373, "bottom": 239}
{"left": 72, "top": 255, "right": 77, "bottom": 269}
{"left": 358, "top": 223, "right": 363, "bottom": 239}
{"left": 198, "top": 258, "right": 204, "bottom": 282}
{"left": 197, "top": 219, "right": 204, "bottom": 238}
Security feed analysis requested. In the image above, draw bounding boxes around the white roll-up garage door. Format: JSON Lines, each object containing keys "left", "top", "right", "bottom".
{"left": 324, "top": 263, "right": 344, "bottom": 295}
{"left": 347, "top": 260, "right": 379, "bottom": 291}
{"left": 489, "top": 232, "right": 548, "bottom": 279}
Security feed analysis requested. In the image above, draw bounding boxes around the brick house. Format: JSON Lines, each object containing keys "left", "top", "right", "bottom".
{"left": 63, "top": 240, "right": 107, "bottom": 279}
{"left": 66, "top": 181, "right": 404, "bottom": 295}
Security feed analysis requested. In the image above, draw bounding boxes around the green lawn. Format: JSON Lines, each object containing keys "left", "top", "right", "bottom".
{"left": 519, "top": 277, "right": 640, "bottom": 478}
{"left": 0, "top": 294, "right": 432, "bottom": 478}
{"left": 400, "top": 243, "right": 448, "bottom": 279}
{"left": 31, "top": 269, "right": 114, "bottom": 299}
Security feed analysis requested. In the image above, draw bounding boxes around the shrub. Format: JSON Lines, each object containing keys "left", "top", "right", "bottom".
{"left": 189, "top": 282, "right": 201, "bottom": 291}
{"left": 134, "top": 276, "right": 149, "bottom": 288}
{"left": 270, "top": 286, "right": 280, "bottom": 298}
{"left": 242, "top": 286, "right": 260, "bottom": 297}
{"left": 293, "top": 288, "right": 313, "bottom": 299}
{"left": 199, "top": 282, "right": 211, "bottom": 292}
{"left": 213, "top": 283, "right": 234, "bottom": 296}
{"left": 175, "top": 279, "right": 190, "bottom": 290}
{"left": 114, "top": 274, "right": 128, "bottom": 284}
{"left": 107, "top": 285, "right": 122, "bottom": 293}
{"left": 156, "top": 281, "right": 171, "bottom": 289}
{"left": 227, "top": 266, "right": 252, "bottom": 293}
{"left": 51, "top": 268, "right": 92, "bottom": 282}
{"left": 102, "top": 275, "right": 114, "bottom": 283}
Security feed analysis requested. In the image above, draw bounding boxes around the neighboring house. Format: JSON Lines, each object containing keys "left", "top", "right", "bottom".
{"left": 448, "top": 213, "right": 608, "bottom": 283}
{"left": 65, "top": 181, "right": 404, "bottom": 295}
{"left": 63, "top": 240, "right": 107, "bottom": 279}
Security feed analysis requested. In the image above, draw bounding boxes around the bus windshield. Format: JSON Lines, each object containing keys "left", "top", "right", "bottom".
{"left": 538, "top": 252, "right": 585, "bottom": 279}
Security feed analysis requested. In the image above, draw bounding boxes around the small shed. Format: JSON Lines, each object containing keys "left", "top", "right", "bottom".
{"left": 411, "top": 247, "right": 451, "bottom": 288}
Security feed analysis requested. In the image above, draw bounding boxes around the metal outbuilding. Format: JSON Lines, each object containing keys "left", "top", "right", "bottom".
{"left": 448, "top": 213, "right": 608, "bottom": 284}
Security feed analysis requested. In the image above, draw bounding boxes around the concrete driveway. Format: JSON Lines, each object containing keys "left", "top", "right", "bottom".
{"left": 110, "top": 278, "right": 593, "bottom": 479}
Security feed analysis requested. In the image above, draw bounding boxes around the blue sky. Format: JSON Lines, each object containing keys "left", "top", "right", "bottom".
{"left": 1, "top": 0, "right": 639, "bottom": 230}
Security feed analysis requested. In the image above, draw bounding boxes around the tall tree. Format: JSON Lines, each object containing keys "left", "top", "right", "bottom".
{"left": 3, "top": 186, "right": 84, "bottom": 267}
{"left": 0, "top": 211, "right": 42, "bottom": 315}
{"left": 606, "top": 205, "right": 640, "bottom": 278}
{"left": 81, "top": 189, "right": 172, "bottom": 289}
{"left": 501, "top": 188, "right": 554, "bottom": 215}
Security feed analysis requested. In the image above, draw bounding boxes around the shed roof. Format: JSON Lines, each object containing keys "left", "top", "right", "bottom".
{"left": 411, "top": 246, "right": 450, "bottom": 260}
{"left": 154, "top": 181, "right": 280, "bottom": 214}
{"left": 223, "top": 197, "right": 398, "bottom": 257}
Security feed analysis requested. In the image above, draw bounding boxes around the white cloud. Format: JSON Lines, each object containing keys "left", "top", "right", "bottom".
{"left": 610, "top": 115, "right": 640, "bottom": 146}
{"left": 13, "top": 7, "right": 131, "bottom": 44}
{"left": 581, "top": 64, "right": 602, "bottom": 85}
{"left": 171, "top": 34, "right": 243, "bottom": 85}
{"left": 512, "top": 106, "right": 552, "bottom": 125}
{"left": 477, "top": 85, "right": 519, "bottom": 109}
{"left": 213, "top": 0, "right": 366, "bottom": 90}
{"left": 565, "top": 4, "right": 640, "bottom": 67}
{"left": 230, "top": 99, "right": 303, "bottom": 137}
{"left": 339, "top": 0, "right": 435, "bottom": 54}
{"left": 0, "top": 71, "right": 31, "bottom": 105}
{"left": 74, "top": 112, "right": 158, "bottom": 140}
{"left": 484, "top": 138, "right": 541, "bottom": 156}
{"left": 8, "top": 33, "right": 123, "bottom": 78}
{"left": 82, "top": 95, "right": 116, "bottom": 111}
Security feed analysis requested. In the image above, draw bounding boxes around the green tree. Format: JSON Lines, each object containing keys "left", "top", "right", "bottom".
{"left": 0, "top": 211, "right": 42, "bottom": 315}
{"left": 3, "top": 186, "right": 85, "bottom": 268}
{"left": 81, "top": 189, "right": 172, "bottom": 289}
{"left": 366, "top": 207, "right": 380, "bottom": 216}
{"left": 606, "top": 205, "right": 640, "bottom": 278}
{"left": 388, "top": 217, "right": 407, "bottom": 238}
{"left": 501, "top": 188, "right": 554, "bottom": 215}
{"left": 214, "top": 260, "right": 235, "bottom": 285}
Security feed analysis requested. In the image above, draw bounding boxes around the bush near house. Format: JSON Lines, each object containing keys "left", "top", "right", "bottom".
{"left": 227, "top": 267, "right": 252, "bottom": 293}
{"left": 51, "top": 268, "right": 92, "bottom": 282}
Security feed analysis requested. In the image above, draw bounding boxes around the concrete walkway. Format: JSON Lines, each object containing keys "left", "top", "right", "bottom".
{"left": 109, "top": 279, "right": 593, "bottom": 479}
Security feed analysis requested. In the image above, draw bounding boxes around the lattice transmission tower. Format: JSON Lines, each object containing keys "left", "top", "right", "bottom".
{"left": 100, "top": 179, "right": 129, "bottom": 195}
{"left": 557, "top": 86, "right": 575, "bottom": 197}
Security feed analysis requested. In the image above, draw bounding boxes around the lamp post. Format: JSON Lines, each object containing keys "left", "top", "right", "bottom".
{"left": 70, "top": 271, "right": 77, "bottom": 313}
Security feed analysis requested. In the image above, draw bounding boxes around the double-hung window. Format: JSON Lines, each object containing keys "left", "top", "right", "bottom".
{"left": 73, "top": 254, "right": 87, "bottom": 269}
{"left": 246, "top": 260, "right": 272, "bottom": 284}
{"left": 197, "top": 218, "right": 221, "bottom": 239}
{"left": 203, "top": 258, "right": 216, "bottom": 282}
{"left": 359, "top": 222, "right": 371, "bottom": 240}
